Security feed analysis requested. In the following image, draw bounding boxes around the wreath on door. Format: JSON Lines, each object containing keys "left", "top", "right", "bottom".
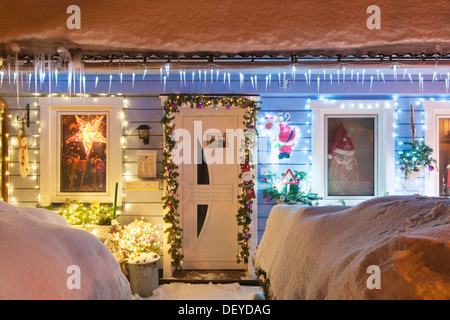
{"left": 161, "top": 94, "right": 260, "bottom": 270}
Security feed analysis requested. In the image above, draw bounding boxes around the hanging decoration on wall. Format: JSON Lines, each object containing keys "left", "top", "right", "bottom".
{"left": 260, "top": 116, "right": 297, "bottom": 159}
{"left": 18, "top": 127, "right": 30, "bottom": 178}
{"left": 161, "top": 94, "right": 260, "bottom": 269}
{"left": 399, "top": 104, "right": 437, "bottom": 180}
{"left": 240, "top": 162, "right": 256, "bottom": 200}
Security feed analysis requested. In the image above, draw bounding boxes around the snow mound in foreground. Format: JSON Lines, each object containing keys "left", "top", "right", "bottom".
{"left": 254, "top": 195, "right": 450, "bottom": 300}
{"left": 0, "top": 201, "right": 131, "bottom": 300}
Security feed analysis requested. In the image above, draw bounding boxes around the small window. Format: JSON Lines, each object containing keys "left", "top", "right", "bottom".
{"left": 197, "top": 204, "right": 208, "bottom": 237}
{"left": 197, "top": 143, "right": 210, "bottom": 185}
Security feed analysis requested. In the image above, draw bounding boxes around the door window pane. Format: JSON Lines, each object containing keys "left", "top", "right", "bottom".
{"left": 197, "top": 143, "right": 210, "bottom": 185}
{"left": 197, "top": 204, "right": 208, "bottom": 237}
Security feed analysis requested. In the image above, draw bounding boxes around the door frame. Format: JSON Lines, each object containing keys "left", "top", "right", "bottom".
{"left": 160, "top": 96, "right": 258, "bottom": 279}
{"left": 424, "top": 101, "right": 450, "bottom": 196}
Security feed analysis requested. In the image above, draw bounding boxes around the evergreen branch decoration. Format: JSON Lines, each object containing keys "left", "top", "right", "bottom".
{"left": 399, "top": 141, "right": 437, "bottom": 179}
{"left": 398, "top": 104, "right": 437, "bottom": 179}
{"left": 56, "top": 199, "right": 114, "bottom": 225}
{"left": 261, "top": 171, "right": 322, "bottom": 205}
{"left": 161, "top": 94, "right": 260, "bottom": 269}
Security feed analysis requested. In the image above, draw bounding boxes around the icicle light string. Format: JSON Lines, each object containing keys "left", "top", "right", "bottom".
{"left": 1, "top": 62, "right": 450, "bottom": 96}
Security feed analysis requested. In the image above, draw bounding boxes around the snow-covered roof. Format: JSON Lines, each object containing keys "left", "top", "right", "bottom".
{"left": 0, "top": 0, "right": 448, "bottom": 60}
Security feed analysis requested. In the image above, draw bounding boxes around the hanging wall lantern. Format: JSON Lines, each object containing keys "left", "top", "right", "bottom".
{"left": 137, "top": 124, "right": 151, "bottom": 145}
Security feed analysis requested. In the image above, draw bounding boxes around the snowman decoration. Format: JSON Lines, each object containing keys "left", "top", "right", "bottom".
{"left": 104, "top": 219, "right": 127, "bottom": 275}
{"left": 262, "top": 116, "right": 296, "bottom": 159}
{"left": 18, "top": 129, "right": 30, "bottom": 178}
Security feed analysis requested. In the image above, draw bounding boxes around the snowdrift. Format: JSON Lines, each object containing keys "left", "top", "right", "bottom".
{"left": 0, "top": 201, "right": 131, "bottom": 300}
{"left": 254, "top": 195, "right": 450, "bottom": 300}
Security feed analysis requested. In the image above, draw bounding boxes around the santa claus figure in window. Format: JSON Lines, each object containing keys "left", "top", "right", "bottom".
{"left": 240, "top": 162, "right": 256, "bottom": 200}
{"left": 327, "top": 122, "right": 360, "bottom": 195}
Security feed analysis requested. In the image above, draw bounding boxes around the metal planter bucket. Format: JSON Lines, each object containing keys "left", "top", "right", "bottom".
{"left": 127, "top": 254, "right": 160, "bottom": 297}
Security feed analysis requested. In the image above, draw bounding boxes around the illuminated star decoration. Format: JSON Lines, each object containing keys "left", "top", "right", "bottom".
{"left": 66, "top": 115, "right": 107, "bottom": 159}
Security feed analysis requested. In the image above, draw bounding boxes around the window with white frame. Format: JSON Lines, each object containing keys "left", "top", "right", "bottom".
{"left": 39, "top": 97, "right": 123, "bottom": 206}
{"left": 311, "top": 100, "right": 395, "bottom": 203}
{"left": 424, "top": 101, "right": 450, "bottom": 197}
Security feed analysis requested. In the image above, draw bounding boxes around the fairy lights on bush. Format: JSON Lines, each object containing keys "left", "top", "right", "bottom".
{"left": 120, "top": 218, "right": 161, "bottom": 261}
{"left": 56, "top": 199, "right": 114, "bottom": 225}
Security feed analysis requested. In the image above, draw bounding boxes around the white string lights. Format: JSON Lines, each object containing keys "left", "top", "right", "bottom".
{"left": 4, "top": 99, "right": 41, "bottom": 205}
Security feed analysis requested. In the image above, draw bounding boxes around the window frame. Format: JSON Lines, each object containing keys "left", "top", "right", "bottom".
{"left": 311, "top": 100, "right": 395, "bottom": 204}
{"left": 39, "top": 97, "right": 123, "bottom": 206}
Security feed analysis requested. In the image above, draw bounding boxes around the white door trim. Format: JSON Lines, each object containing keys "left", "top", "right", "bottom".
{"left": 424, "top": 101, "right": 450, "bottom": 196}
{"left": 160, "top": 96, "right": 259, "bottom": 279}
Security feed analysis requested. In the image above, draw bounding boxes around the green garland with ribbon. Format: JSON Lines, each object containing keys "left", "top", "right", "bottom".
{"left": 161, "top": 94, "right": 260, "bottom": 269}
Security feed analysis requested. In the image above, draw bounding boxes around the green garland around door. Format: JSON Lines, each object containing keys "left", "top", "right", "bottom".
{"left": 161, "top": 94, "right": 260, "bottom": 269}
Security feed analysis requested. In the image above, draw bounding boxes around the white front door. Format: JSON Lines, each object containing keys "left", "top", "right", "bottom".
{"left": 177, "top": 108, "right": 245, "bottom": 269}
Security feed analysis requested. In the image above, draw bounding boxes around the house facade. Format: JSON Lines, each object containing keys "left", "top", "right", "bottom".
{"left": 0, "top": 1, "right": 448, "bottom": 279}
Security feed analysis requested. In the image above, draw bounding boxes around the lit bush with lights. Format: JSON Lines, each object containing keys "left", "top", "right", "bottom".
{"left": 56, "top": 199, "right": 113, "bottom": 225}
{"left": 120, "top": 218, "right": 161, "bottom": 262}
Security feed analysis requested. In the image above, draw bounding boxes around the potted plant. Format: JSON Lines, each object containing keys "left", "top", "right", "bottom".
{"left": 399, "top": 140, "right": 437, "bottom": 180}
{"left": 120, "top": 218, "right": 162, "bottom": 297}
{"left": 261, "top": 170, "right": 322, "bottom": 205}
{"left": 398, "top": 105, "right": 437, "bottom": 180}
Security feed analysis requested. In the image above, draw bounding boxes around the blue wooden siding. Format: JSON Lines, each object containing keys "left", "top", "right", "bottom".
{"left": 0, "top": 72, "right": 447, "bottom": 244}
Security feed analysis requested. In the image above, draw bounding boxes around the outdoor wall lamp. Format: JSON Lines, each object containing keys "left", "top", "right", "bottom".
{"left": 137, "top": 124, "right": 151, "bottom": 145}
